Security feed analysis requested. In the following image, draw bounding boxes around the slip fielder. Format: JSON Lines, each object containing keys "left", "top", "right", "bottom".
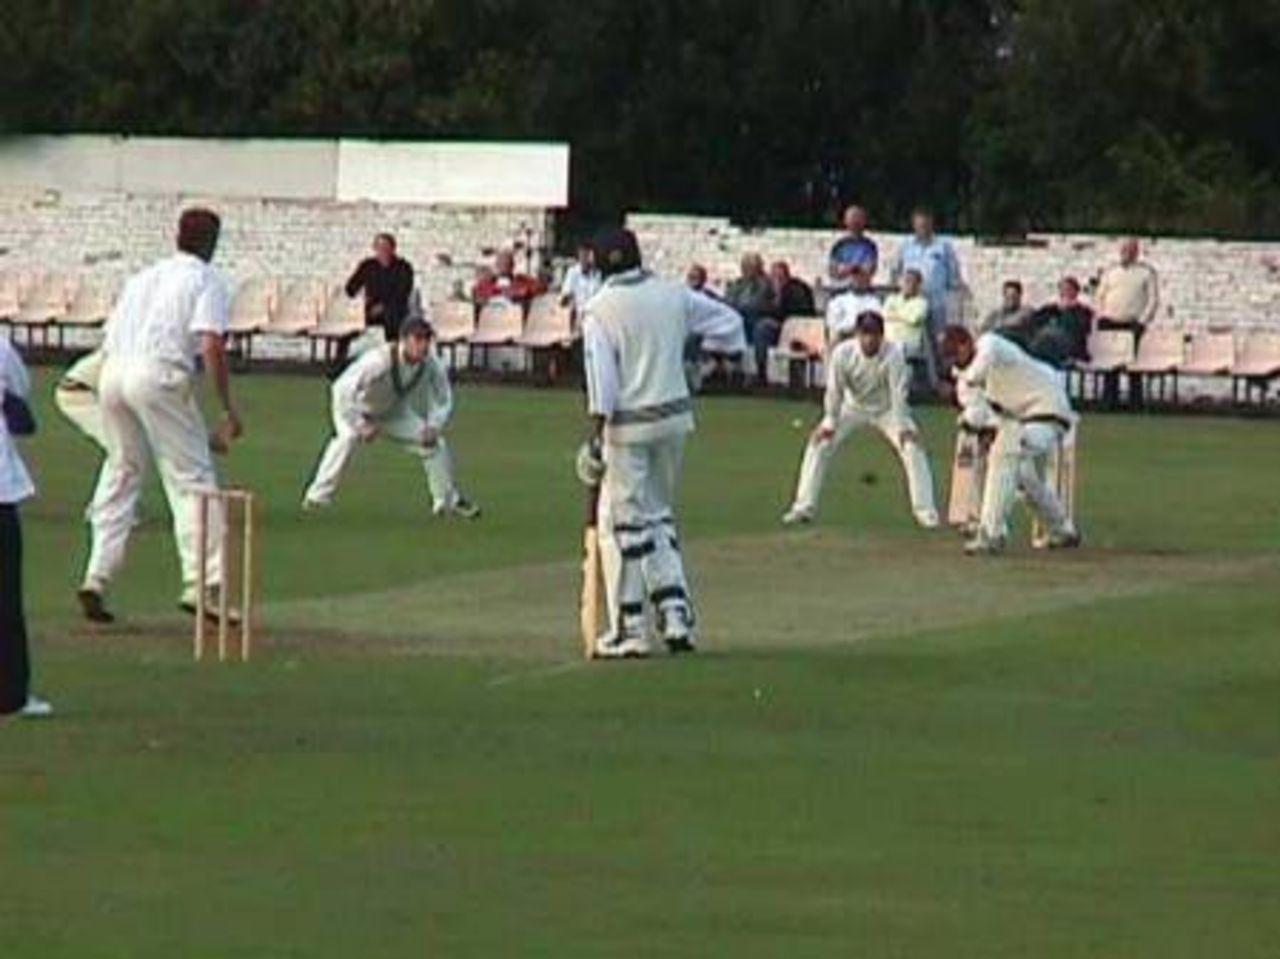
{"left": 580, "top": 227, "right": 746, "bottom": 658}
{"left": 302, "top": 314, "right": 479, "bottom": 518}
{"left": 940, "top": 326, "right": 1081, "bottom": 555}
{"left": 782, "top": 311, "right": 939, "bottom": 528}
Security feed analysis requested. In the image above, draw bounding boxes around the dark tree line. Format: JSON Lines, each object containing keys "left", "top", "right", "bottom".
{"left": 3, "top": 0, "right": 1279, "bottom": 238}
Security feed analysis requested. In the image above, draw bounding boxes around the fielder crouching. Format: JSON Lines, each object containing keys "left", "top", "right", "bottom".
{"left": 581, "top": 228, "right": 746, "bottom": 658}
{"left": 303, "top": 314, "right": 479, "bottom": 517}
{"left": 940, "top": 326, "right": 1081, "bottom": 555}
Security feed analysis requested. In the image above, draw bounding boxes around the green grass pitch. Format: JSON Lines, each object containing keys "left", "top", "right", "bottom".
{"left": 3, "top": 371, "right": 1279, "bottom": 958}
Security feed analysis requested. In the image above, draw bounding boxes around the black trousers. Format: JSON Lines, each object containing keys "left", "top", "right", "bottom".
{"left": 0, "top": 503, "right": 30, "bottom": 714}
{"left": 1096, "top": 318, "right": 1146, "bottom": 408}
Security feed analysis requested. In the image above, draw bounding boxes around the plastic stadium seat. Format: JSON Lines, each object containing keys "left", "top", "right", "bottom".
{"left": 310, "top": 286, "right": 367, "bottom": 363}
{"left": 519, "top": 295, "right": 574, "bottom": 349}
{"left": 520, "top": 295, "right": 576, "bottom": 383}
{"left": 430, "top": 298, "right": 476, "bottom": 369}
{"left": 227, "top": 276, "right": 277, "bottom": 365}
{"left": 61, "top": 276, "right": 118, "bottom": 329}
{"left": 1073, "top": 328, "right": 1137, "bottom": 404}
{"left": 1179, "top": 329, "right": 1235, "bottom": 376}
{"left": 1125, "top": 326, "right": 1186, "bottom": 404}
{"left": 11, "top": 273, "right": 73, "bottom": 348}
{"left": 1231, "top": 330, "right": 1280, "bottom": 405}
{"left": 468, "top": 298, "right": 524, "bottom": 371}
{"left": 0, "top": 272, "right": 26, "bottom": 321}
{"left": 268, "top": 278, "right": 325, "bottom": 336}
{"left": 766, "top": 317, "right": 827, "bottom": 389}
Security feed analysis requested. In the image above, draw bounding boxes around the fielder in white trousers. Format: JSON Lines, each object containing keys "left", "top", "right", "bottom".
{"left": 785, "top": 314, "right": 938, "bottom": 527}
{"left": 303, "top": 319, "right": 475, "bottom": 515}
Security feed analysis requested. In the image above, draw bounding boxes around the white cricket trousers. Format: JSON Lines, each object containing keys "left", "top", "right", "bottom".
{"left": 84, "top": 358, "right": 221, "bottom": 595}
{"left": 55, "top": 385, "right": 108, "bottom": 450}
{"left": 979, "top": 419, "right": 1072, "bottom": 541}
{"left": 790, "top": 409, "right": 938, "bottom": 522}
{"left": 304, "top": 407, "right": 459, "bottom": 510}
{"left": 597, "top": 433, "right": 693, "bottom": 642}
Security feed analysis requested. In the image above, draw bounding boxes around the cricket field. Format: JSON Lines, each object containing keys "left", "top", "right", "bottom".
{"left": 3, "top": 372, "right": 1279, "bottom": 958}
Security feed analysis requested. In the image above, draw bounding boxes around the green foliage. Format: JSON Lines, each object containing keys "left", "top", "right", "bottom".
{"left": 2, "top": 0, "right": 1279, "bottom": 235}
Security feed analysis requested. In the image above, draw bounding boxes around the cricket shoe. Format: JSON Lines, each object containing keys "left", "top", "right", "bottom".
{"left": 963, "top": 533, "right": 1007, "bottom": 556}
{"left": 179, "top": 588, "right": 243, "bottom": 626}
{"left": 20, "top": 695, "right": 54, "bottom": 719}
{"left": 434, "top": 496, "right": 482, "bottom": 520}
{"left": 915, "top": 509, "right": 941, "bottom": 529}
{"left": 76, "top": 587, "right": 115, "bottom": 624}
{"left": 593, "top": 633, "right": 653, "bottom": 660}
{"left": 781, "top": 506, "right": 813, "bottom": 527}
{"left": 659, "top": 607, "right": 698, "bottom": 655}
{"left": 1047, "top": 528, "right": 1083, "bottom": 550}
{"left": 301, "top": 496, "right": 332, "bottom": 511}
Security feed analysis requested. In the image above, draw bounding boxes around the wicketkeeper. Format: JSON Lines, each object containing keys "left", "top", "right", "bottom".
{"left": 579, "top": 227, "right": 745, "bottom": 658}
{"left": 941, "top": 326, "right": 1081, "bottom": 555}
{"left": 782, "top": 310, "right": 939, "bottom": 528}
{"left": 303, "top": 314, "right": 479, "bottom": 518}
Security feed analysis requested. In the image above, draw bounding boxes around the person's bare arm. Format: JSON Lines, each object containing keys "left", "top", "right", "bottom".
{"left": 200, "top": 332, "right": 242, "bottom": 440}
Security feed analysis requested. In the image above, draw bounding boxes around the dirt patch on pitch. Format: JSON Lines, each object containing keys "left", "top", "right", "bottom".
{"left": 249, "top": 532, "right": 1279, "bottom": 660}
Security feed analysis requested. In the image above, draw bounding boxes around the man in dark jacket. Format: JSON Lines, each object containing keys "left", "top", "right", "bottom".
{"left": 346, "top": 233, "right": 415, "bottom": 343}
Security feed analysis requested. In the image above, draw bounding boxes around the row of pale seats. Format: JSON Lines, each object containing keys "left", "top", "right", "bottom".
{"left": 0, "top": 271, "right": 580, "bottom": 363}
{"left": 1074, "top": 327, "right": 1280, "bottom": 403}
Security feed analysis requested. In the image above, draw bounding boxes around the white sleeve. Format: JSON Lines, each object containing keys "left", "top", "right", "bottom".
{"left": 0, "top": 339, "right": 31, "bottom": 398}
{"left": 583, "top": 318, "right": 620, "bottom": 417}
{"left": 684, "top": 290, "right": 746, "bottom": 353}
{"left": 960, "top": 334, "right": 1000, "bottom": 389}
{"left": 559, "top": 265, "right": 578, "bottom": 299}
{"left": 335, "top": 350, "right": 386, "bottom": 424}
{"left": 192, "top": 274, "right": 230, "bottom": 336}
{"left": 825, "top": 296, "right": 850, "bottom": 338}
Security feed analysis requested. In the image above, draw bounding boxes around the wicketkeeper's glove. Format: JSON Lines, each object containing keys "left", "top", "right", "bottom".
{"left": 575, "top": 438, "right": 605, "bottom": 487}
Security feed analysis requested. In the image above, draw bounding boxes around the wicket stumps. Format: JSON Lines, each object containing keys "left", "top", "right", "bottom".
{"left": 194, "top": 487, "right": 256, "bottom": 662}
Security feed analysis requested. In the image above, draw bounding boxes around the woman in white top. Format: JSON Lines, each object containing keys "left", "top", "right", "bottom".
{"left": 0, "top": 337, "right": 52, "bottom": 718}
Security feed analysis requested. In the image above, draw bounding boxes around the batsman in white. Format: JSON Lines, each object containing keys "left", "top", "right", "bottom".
{"left": 940, "top": 326, "right": 1082, "bottom": 555}
{"left": 302, "top": 314, "right": 479, "bottom": 518}
{"left": 77, "top": 208, "right": 242, "bottom": 624}
{"left": 783, "top": 310, "right": 940, "bottom": 528}
{"left": 580, "top": 227, "right": 746, "bottom": 658}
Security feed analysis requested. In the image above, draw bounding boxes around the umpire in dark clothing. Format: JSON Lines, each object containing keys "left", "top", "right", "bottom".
{"left": 345, "top": 233, "right": 416, "bottom": 344}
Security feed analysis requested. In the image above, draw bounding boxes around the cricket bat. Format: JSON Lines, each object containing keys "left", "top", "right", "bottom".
{"left": 579, "top": 483, "right": 605, "bottom": 659}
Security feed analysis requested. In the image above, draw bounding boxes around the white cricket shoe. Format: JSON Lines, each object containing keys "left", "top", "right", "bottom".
{"left": 301, "top": 496, "right": 331, "bottom": 512}
{"left": 434, "top": 496, "right": 482, "bottom": 520}
{"left": 963, "top": 533, "right": 1007, "bottom": 556}
{"left": 781, "top": 506, "right": 812, "bottom": 527}
{"left": 915, "top": 509, "right": 941, "bottom": 529}
{"left": 593, "top": 633, "right": 653, "bottom": 660}
{"left": 659, "top": 606, "right": 697, "bottom": 655}
{"left": 20, "top": 695, "right": 54, "bottom": 719}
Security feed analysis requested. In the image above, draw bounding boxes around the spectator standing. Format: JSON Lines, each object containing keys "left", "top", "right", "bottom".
{"left": 825, "top": 265, "right": 883, "bottom": 341}
{"left": 1, "top": 337, "right": 52, "bottom": 718}
{"left": 980, "top": 280, "right": 1034, "bottom": 333}
{"left": 891, "top": 208, "right": 963, "bottom": 384}
{"left": 827, "top": 205, "right": 879, "bottom": 288}
{"left": 345, "top": 233, "right": 415, "bottom": 344}
{"left": 1095, "top": 238, "right": 1159, "bottom": 405}
{"left": 751, "top": 261, "right": 816, "bottom": 384}
{"left": 472, "top": 249, "right": 546, "bottom": 306}
{"left": 881, "top": 268, "right": 929, "bottom": 359}
{"left": 559, "top": 243, "right": 602, "bottom": 328}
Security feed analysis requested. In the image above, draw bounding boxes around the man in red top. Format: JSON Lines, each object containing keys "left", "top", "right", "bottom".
{"left": 471, "top": 250, "right": 546, "bottom": 305}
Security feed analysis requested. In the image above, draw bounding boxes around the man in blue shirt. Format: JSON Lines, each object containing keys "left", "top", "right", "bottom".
{"left": 827, "top": 205, "right": 878, "bottom": 288}
{"left": 891, "top": 208, "right": 963, "bottom": 385}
